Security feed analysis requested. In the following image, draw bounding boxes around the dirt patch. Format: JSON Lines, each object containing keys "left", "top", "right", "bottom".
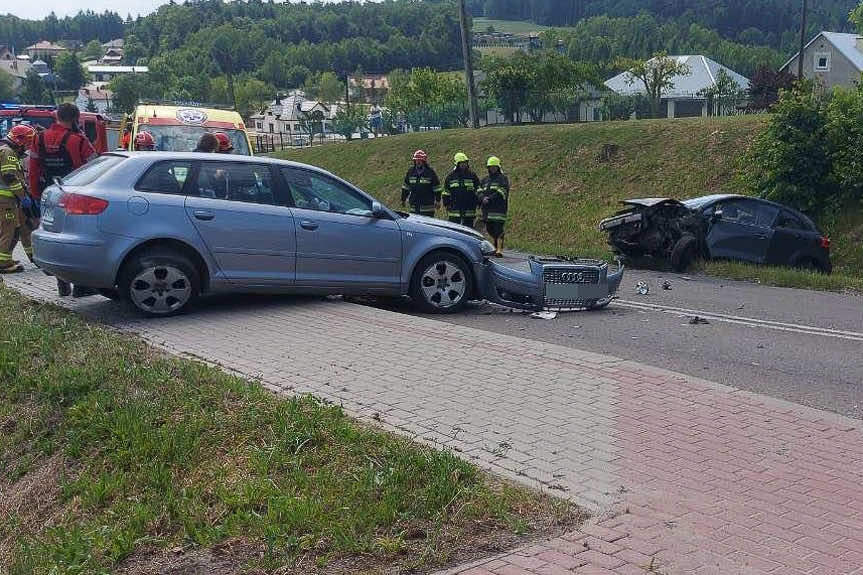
{"left": 0, "top": 453, "right": 71, "bottom": 565}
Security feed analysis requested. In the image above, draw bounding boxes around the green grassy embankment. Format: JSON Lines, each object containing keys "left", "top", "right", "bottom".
{"left": 472, "top": 17, "right": 553, "bottom": 34}
{"left": 0, "top": 289, "right": 581, "bottom": 574}
{"left": 276, "top": 116, "right": 863, "bottom": 292}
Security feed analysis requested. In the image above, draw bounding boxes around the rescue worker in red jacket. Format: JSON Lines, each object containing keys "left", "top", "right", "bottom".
{"left": 401, "top": 150, "right": 442, "bottom": 217}
{"left": 479, "top": 156, "right": 510, "bottom": 257}
{"left": 214, "top": 132, "right": 234, "bottom": 154}
{"left": 134, "top": 131, "right": 157, "bottom": 151}
{"left": 0, "top": 125, "right": 37, "bottom": 273}
{"left": 29, "top": 103, "right": 98, "bottom": 296}
{"left": 442, "top": 152, "right": 481, "bottom": 227}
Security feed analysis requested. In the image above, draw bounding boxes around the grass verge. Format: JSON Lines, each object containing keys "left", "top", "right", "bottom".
{"left": 0, "top": 287, "right": 583, "bottom": 574}
{"left": 703, "top": 261, "right": 863, "bottom": 294}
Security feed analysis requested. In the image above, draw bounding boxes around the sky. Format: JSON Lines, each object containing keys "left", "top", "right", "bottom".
{"left": 5, "top": 0, "right": 346, "bottom": 20}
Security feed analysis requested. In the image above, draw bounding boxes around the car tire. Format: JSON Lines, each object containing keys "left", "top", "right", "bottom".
{"left": 119, "top": 248, "right": 200, "bottom": 317}
{"left": 670, "top": 234, "right": 698, "bottom": 272}
{"left": 410, "top": 251, "right": 472, "bottom": 314}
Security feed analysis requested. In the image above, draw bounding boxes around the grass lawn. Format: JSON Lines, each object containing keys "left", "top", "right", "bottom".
{"left": 0, "top": 288, "right": 582, "bottom": 574}
{"left": 477, "top": 45, "right": 520, "bottom": 57}
{"left": 276, "top": 116, "right": 863, "bottom": 292}
{"left": 472, "top": 17, "right": 552, "bottom": 34}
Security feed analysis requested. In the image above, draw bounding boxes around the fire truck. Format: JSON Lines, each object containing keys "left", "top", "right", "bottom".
{"left": 0, "top": 104, "right": 110, "bottom": 153}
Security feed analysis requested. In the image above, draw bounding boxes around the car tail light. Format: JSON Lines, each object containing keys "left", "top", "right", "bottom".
{"left": 58, "top": 193, "right": 109, "bottom": 215}
{"left": 820, "top": 236, "right": 831, "bottom": 249}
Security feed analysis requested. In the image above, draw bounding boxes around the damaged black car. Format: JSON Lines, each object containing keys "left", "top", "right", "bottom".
{"left": 599, "top": 194, "right": 832, "bottom": 273}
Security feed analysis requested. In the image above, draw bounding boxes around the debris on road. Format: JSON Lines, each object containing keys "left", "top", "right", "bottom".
{"left": 662, "top": 280, "right": 672, "bottom": 290}
{"left": 531, "top": 311, "right": 558, "bottom": 320}
{"left": 689, "top": 316, "right": 710, "bottom": 325}
{"left": 636, "top": 281, "right": 650, "bottom": 295}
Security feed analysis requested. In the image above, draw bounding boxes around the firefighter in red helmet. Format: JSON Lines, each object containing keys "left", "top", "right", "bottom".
{"left": 401, "top": 149, "right": 442, "bottom": 217}
{"left": 134, "top": 131, "right": 157, "bottom": 151}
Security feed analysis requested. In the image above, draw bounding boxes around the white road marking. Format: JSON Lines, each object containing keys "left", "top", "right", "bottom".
{"left": 615, "top": 299, "right": 863, "bottom": 343}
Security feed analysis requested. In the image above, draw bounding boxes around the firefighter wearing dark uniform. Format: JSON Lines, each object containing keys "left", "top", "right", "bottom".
{"left": 0, "top": 125, "right": 37, "bottom": 273}
{"left": 480, "top": 156, "right": 510, "bottom": 258}
{"left": 29, "top": 103, "right": 97, "bottom": 296}
{"left": 401, "top": 149, "right": 441, "bottom": 217}
{"left": 442, "top": 152, "right": 481, "bottom": 227}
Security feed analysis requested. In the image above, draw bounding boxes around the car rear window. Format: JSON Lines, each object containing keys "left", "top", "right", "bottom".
{"left": 61, "top": 154, "right": 126, "bottom": 186}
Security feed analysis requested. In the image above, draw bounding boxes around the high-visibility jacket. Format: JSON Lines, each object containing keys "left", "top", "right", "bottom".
{"left": 401, "top": 165, "right": 442, "bottom": 213}
{"left": 0, "top": 144, "right": 26, "bottom": 200}
{"left": 480, "top": 171, "right": 510, "bottom": 222}
{"left": 442, "top": 168, "right": 481, "bottom": 217}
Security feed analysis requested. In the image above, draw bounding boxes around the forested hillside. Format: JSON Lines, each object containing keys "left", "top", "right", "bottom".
{"left": 469, "top": 0, "right": 858, "bottom": 53}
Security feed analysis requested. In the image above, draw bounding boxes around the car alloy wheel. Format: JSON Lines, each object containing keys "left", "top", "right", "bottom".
{"left": 420, "top": 260, "right": 467, "bottom": 310}
{"left": 129, "top": 264, "right": 192, "bottom": 315}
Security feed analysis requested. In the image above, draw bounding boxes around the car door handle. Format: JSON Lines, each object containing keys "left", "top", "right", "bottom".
{"left": 300, "top": 220, "right": 319, "bottom": 231}
{"left": 193, "top": 210, "right": 214, "bottom": 221}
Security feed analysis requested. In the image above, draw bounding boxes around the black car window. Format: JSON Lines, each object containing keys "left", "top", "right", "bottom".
{"left": 194, "top": 162, "right": 275, "bottom": 205}
{"left": 775, "top": 210, "right": 808, "bottom": 230}
{"left": 280, "top": 167, "right": 372, "bottom": 217}
{"left": 718, "top": 200, "right": 777, "bottom": 228}
{"left": 135, "top": 160, "right": 192, "bottom": 195}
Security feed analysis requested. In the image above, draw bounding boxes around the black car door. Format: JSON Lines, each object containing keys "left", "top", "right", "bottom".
{"left": 706, "top": 199, "right": 779, "bottom": 263}
{"left": 766, "top": 209, "right": 818, "bottom": 266}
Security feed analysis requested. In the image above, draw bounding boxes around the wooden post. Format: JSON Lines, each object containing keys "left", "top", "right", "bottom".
{"left": 458, "top": 0, "right": 480, "bottom": 129}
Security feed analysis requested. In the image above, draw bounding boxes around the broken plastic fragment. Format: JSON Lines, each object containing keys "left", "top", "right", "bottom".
{"left": 635, "top": 281, "right": 649, "bottom": 295}
{"left": 531, "top": 311, "right": 558, "bottom": 320}
{"left": 662, "top": 281, "right": 672, "bottom": 290}
{"left": 689, "top": 316, "right": 710, "bottom": 325}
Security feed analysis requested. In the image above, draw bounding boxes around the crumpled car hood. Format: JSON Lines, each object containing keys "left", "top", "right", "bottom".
{"left": 620, "top": 198, "right": 687, "bottom": 208}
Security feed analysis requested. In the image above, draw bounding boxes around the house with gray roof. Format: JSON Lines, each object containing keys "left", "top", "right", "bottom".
{"left": 605, "top": 55, "right": 749, "bottom": 119}
{"left": 781, "top": 32, "right": 863, "bottom": 92}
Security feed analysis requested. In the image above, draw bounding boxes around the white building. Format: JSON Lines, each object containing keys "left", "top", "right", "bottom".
{"left": 85, "top": 65, "right": 148, "bottom": 83}
{"left": 605, "top": 55, "right": 749, "bottom": 118}
{"left": 250, "top": 92, "right": 339, "bottom": 135}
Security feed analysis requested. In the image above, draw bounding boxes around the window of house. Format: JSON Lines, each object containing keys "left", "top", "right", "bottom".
{"left": 814, "top": 52, "right": 831, "bottom": 72}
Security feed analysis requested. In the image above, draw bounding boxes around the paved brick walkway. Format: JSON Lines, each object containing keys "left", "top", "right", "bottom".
{"left": 5, "top": 266, "right": 863, "bottom": 575}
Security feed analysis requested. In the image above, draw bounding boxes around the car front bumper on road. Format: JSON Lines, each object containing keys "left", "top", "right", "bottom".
{"left": 476, "top": 256, "right": 624, "bottom": 311}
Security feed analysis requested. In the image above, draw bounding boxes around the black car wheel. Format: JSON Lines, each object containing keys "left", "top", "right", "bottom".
{"left": 119, "top": 249, "right": 200, "bottom": 316}
{"left": 410, "top": 252, "right": 472, "bottom": 314}
{"left": 670, "top": 234, "right": 698, "bottom": 272}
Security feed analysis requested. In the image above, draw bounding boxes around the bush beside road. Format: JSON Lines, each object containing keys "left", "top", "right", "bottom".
{"left": 277, "top": 116, "right": 863, "bottom": 288}
{"left": 0, "top": 288, "right": 581, "bottom": 574}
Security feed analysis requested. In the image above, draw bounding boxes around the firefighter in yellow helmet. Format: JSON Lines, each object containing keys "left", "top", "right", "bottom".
{"left": 479, "top": 156, "right": 510, "bottom": 257}
{"left": 442, "top": 152, "right": 481, "bottom": 227}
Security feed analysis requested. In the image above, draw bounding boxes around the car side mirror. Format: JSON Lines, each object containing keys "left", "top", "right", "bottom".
{"left": 711, "top": 209, "right": 723, "bottom": 222}
{"left": 371, "top": 201, "right": 388, "bottom": 218}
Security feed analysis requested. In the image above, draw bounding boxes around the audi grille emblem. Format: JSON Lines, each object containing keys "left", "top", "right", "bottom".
{"left": 561, "top": 272, "right": 585, "bottom": 283}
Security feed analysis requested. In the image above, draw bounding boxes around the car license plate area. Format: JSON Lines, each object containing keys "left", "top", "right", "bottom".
{"left": 545, "top": 283, "right": 605, "bottom": 300}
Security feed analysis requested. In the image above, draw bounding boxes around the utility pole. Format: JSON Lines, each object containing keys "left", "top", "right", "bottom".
{"left": 797, "top": 0, "right": 808, "bottom": 79}
{"left": 458, "top": 0, "right": 480, "bottom": 129}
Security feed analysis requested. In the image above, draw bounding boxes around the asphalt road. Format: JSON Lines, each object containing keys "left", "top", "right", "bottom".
{"left": 369, "top": 258, "right": 863, "bottom": 420}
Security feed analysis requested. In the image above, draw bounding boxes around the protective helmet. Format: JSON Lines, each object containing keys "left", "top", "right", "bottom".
{"left": 487, "top": 156, "right": 501, "bottom": 168}
{"left": 213, "top": 132, "right": 234, "bottom": 153}
{"left": 6, "top": 124, "right": 36, "bottom": 150}
{"left": 412, "top": 149, "right": 428, "bottom": 163}
{"left": 134, "top": 131, "right": 156, "bottom": 151}
{"left": 453, "top": 152, "right": 469, "bottom": 164}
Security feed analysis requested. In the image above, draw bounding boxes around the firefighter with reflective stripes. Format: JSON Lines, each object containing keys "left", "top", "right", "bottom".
{"left": 0, "top": 125, "right": 37, "bottom": 273}
{"left": 480, "top": 156, "right": 510, "bottom": 258}
{"left": 401, "top": 149, "right": 441, "bottom": 217}
{"left": 442, "top": 152, "right": 481, "bottom": 227}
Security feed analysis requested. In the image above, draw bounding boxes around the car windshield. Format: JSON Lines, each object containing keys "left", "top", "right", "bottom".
{"left": 144, "top": 125, "right": 250, "bottom": 155}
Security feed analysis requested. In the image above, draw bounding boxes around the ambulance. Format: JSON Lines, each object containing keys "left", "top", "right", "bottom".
{"left": 124, "top": 102, "right": 253, "bottom": 155}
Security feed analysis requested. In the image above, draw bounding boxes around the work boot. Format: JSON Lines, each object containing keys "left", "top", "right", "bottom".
{"left": 57, "top": 279, "right": 71, "bottom": 297}
{"left": 71, "top": 285, "right": 98, "bottom": 298}
{"left": 0, "top": 263, "right": 23, "bottom": 274}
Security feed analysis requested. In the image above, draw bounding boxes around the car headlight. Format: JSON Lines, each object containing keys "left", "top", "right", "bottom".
{"left": 480, "top": 240, "right": 496, "bottom": 256}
